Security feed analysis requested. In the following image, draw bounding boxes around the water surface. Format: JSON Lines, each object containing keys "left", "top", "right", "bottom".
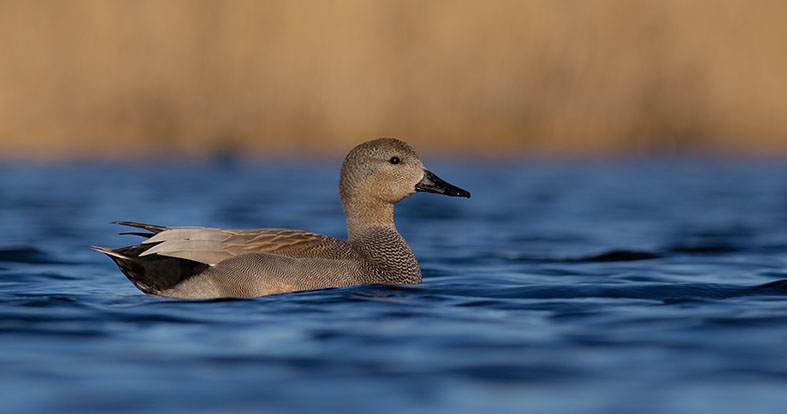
{"left": 1, "top": 158, "right": 787, "bottom": 413}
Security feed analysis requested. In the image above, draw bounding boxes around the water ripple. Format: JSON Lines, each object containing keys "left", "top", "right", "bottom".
{"left": 2, "top": 161, "right": 787, "bottom": 413}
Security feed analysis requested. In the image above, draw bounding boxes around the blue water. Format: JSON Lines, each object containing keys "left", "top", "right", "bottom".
{"left": 2, "top": 158, "right": 787, "bottom": 413}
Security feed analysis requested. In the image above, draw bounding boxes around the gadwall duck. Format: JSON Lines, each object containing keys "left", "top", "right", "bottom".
{"left": 94, "top": 138, "right": 470, "bottom": 299}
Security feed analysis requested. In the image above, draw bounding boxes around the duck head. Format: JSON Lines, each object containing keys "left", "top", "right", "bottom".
{"left": 339, "top": 138, "right": 470, "bottom": 207}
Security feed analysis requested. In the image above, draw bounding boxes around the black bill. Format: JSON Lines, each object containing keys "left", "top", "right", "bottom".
{"left": 415, "top": 170, "right": 471, "bottom": 198}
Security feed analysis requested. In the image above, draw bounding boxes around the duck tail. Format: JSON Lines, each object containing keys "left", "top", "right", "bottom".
{"left": 111, "top": 221, "right": 169, "bottom": 237}
{"left": 93, "top": 244, "right": 209, "bottom": 296}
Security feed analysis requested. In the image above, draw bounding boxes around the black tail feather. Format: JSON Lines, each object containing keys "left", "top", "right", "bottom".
{"left": 95, "top": 244, "right": 209, "bottom": 296}
{"left": 119, "top": 232, "right": 157, "bottom": 238}
{"left": 112, "top": 221, "right": 168, "bottom": 235}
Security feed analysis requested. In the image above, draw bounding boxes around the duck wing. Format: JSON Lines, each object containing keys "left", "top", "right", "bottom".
{"left": 115, "top": 221, "right": 355, "bottom": 265}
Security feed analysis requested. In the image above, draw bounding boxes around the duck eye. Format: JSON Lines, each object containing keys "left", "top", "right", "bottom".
{"left": 389, "top": 156, "right": 401, "bottom": 165}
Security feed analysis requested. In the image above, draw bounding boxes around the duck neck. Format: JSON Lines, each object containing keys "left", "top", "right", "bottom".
{"left": 342, "top": 198, "right": 421, "bottom": 284}
{"left": 342, "top": 195, "right": 396, "bottom": 241}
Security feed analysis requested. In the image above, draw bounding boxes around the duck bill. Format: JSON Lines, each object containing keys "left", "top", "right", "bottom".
{"left": 415, "top": 170, "right": 471, "bottom": 198}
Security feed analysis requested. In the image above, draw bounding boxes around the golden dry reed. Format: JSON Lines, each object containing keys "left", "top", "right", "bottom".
{"left": 1, "top": 0, "right": 786, "bottom": 159}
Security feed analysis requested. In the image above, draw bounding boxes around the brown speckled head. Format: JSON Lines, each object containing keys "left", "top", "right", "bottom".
{"left": 339, "top": 137, "right": 426, "bottom": 205}
{"left": 338, "top": 137, "right": 470, "bottom": 237}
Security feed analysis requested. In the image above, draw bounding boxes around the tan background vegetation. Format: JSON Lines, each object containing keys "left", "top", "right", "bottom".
{"left": 1, "top": 0, "right": 786, "bottom": 159}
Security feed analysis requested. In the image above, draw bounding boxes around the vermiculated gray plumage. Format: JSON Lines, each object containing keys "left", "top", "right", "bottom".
{"left": 94, "top": 138, "right": 470, "bottom": 299}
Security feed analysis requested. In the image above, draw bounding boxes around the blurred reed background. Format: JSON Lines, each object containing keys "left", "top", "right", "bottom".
{"left": 1, "top": 0, "right": 786, "bottom": 159}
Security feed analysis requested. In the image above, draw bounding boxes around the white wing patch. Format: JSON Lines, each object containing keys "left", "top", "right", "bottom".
{"left": 143, "top": 227, "right": 228, "bottom": 244}
{"left": 140, "top": 228, "right": 234, "bottom": 265}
